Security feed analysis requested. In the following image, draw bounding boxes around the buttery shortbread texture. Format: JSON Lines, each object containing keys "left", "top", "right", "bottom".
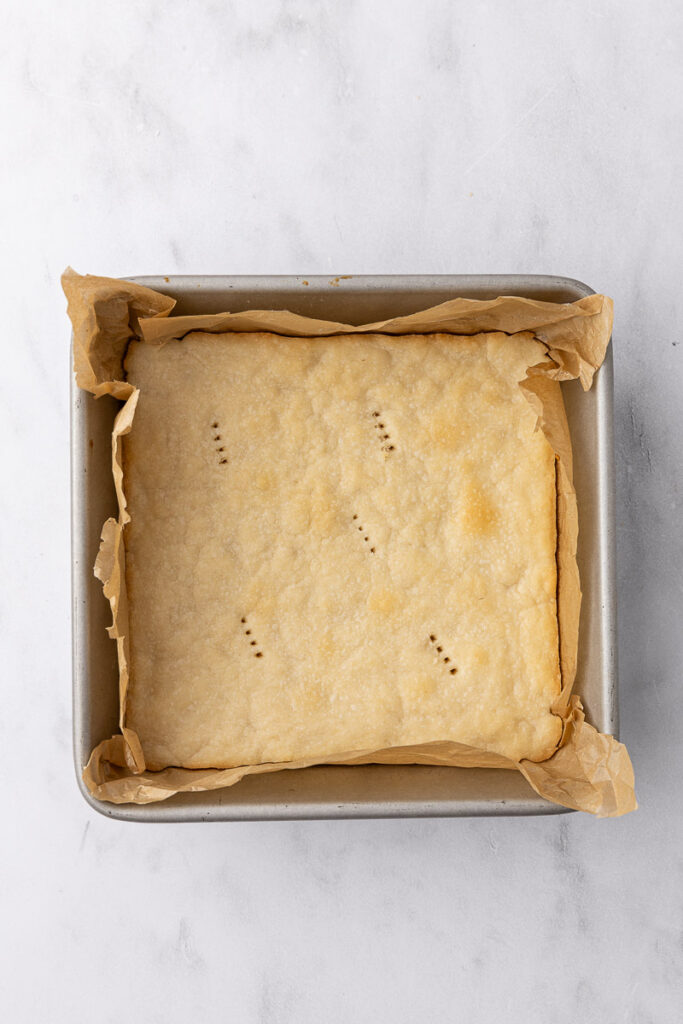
{"left": 124, "top": 331, "right": 562, "bottom": 770}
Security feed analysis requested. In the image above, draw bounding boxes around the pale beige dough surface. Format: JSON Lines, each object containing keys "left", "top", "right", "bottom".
{"left": 123, "top": 331, "right": 562, "bottom": 770}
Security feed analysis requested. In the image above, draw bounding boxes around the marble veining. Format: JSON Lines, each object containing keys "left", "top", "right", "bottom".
{"left": 2, "top": 0, "right": 683, "bottom": 1021}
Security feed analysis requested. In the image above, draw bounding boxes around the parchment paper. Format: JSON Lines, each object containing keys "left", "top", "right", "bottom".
{"left": 63, "top": 268, "right": 636, "bottom": 816}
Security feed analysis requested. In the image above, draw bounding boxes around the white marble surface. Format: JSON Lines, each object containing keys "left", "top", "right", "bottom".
{"left": 2, "top": 0, "right": 683, "bottom": 1019}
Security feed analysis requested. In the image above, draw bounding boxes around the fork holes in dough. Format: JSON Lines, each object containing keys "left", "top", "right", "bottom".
{"left": 428, "top": 633, "right": 457, "bottom": 674}
{"left": 353, "top": 516, "right": 375, "bottom": 554}
{"left": 241, "top": 617, "right": 264, "bottom": 658}
{"left": 370, "top": 410, "right": 395, "bottom": 454}
{"left": 211, "top": 421, "right": 228, "bottom": 464}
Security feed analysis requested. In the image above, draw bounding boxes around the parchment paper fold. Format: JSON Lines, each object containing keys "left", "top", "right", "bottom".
{"left": 64, "top": 268, "right": 635, "bottom": 817}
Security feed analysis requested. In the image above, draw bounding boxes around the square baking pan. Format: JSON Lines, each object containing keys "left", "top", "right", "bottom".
{"left": 71, "top": 274, "right": 617, "bottom": 821}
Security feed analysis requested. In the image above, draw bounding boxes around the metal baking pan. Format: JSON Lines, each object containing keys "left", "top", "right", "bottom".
{"left": 71, "top": 274, "right": 617, "bottom": 821}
